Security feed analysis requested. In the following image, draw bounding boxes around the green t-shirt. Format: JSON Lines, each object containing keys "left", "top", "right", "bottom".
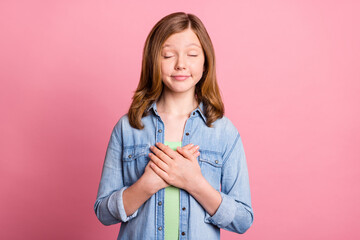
{"left": 164, "top": 141, "right": 182, "bottom": 240}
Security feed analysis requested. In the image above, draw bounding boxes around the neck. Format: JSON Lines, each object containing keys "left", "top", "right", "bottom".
{"left": 156, "top": 89, "right": 198, "bottom": 117}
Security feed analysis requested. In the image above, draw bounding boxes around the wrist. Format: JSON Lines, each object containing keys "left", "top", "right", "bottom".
{"left": 186, "top": 175, "right": 206, "bottom": 195}
{"left": 138, "top": 175, "right": 158, "bottom": 196}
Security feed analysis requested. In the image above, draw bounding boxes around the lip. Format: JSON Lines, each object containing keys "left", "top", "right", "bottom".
{"left": 171, "top": 75, "right": 191, "bottom": 81}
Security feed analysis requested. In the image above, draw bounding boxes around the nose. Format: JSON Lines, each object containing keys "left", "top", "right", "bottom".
{"left": 175, "top": 55, "right": 186, "bottom": 70}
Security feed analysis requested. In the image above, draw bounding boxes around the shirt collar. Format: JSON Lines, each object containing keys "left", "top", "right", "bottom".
{"left": 147, "top": 101, "right": 207, "bottom": 123}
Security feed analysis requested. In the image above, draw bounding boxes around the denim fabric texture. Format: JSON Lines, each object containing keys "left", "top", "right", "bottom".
{"left": 94, "top": 101, "right": 254, "bottom": 239}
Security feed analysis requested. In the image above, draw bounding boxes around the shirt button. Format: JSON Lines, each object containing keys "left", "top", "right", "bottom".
{"left": 215, "top": 160, "right": 219, "bottom": 164}
{"left": 181, "top": 232, "right": 185, "bottom": 236}
{"left": 158, "top": 201, "right": 162, "bottom": 206}
{"left": 128, "top": 155, "right": 132, "bottom": 158}
{"left": 185, "top": 132, "right": 189, "bottom": 136}
{"left": 158, "top": 226, "right": 162, "bottom": 231}
{"left": 192, "top": 112, "right": 195, "bottom": 115}
{"left": 182, "top": 207, "right": 186, "bottom": 211}
{"left": 158, "top": 129, "right": 162, "bottom": 133}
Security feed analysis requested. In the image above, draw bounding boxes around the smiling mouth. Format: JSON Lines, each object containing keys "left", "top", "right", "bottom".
{"left": 171, "top": 75, "right": 190, "bottom": 80}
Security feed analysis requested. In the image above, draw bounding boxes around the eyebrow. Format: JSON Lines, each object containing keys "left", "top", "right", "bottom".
{"left": 162, "top": 43, "right": 202, "bottom": 49}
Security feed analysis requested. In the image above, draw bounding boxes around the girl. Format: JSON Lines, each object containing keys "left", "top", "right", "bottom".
{"left": 94, "top": 12, "right": 253, "bottom": 239}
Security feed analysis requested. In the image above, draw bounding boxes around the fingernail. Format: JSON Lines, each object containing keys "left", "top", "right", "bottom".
{"left": 195, "top": 145, "right": 199, "bottom": 149}
{"left": 189, "top": 143, "right": 194, "bottom": 147}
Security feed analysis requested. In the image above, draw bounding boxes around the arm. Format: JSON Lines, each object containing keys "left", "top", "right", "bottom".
{"left": 94, "top": 121, "right": 164, "bottom": 225}
{"left": 124, "top": 144, "right": 201, "bottom": 216}
{"left": 203, "top": 133, "right": 254, "bottom": 233}
{"left": 149, "top": 133, "right": 253, "bottom": 233}
{"left": 122, "top": 160, "right": 171, "bottom": 216}
{"left": 186, "top": 176, "right": 222, "bottom": 216}
{"left": 149, "top": 146, "right": 223, "bottom": 217}
{"left": 94, "top": 121, "right": 200, "bottom": 225}
{"left": 93, "top": 122, "right": 138, "bottom": 225}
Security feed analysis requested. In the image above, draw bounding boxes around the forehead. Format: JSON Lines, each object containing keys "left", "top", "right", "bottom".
{"left": 162, "top": 29, "right": 202, "bottom": 49}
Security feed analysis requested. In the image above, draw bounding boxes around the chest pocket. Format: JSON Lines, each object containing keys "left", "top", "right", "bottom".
{"left": 198, "top": 150, "right": 223, "bottom": 191}
{"left": 122, "top": 145, "right": 150, "bottom": 186}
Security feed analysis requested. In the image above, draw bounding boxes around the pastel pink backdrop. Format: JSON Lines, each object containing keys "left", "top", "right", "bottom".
{"left": 1, "top": 0, "right": 359, "bottom": 239}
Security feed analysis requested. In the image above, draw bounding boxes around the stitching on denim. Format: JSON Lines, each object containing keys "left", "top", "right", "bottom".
{"left": 123, "top": 144, "right": 148, "bottom": 149}
{"left": 199, "top": 149, "right": 222, "bottom": 155}
{"left": 113, "top": 124, "right": 122, "bottom": 147}
{"left": 122, "top": 145, "right": 148, "bottom": 161}
{"left": 222, "top": 133, "right": 240, "bottom": 167}
{"left": 108, "top": 146, "right": 121, "bottom": 152}
{"left": 198, "top": 150, "right": 223, "bottom": 167}
{"left": 103, "top": 162, "right": 121, "bottom": 170}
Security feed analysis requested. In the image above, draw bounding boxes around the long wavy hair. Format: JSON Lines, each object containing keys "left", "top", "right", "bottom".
{"left": 128, "top": 12, "right": 224, "bottom": 129}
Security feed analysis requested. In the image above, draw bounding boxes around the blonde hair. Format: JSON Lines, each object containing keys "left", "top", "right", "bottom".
{"left": 128, "top": 12, "right": 224, "bottom": 129}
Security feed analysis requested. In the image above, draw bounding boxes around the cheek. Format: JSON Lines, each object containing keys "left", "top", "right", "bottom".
{"left": 160, "top": 65, "right": 167, "bottom": 77}
{"left": 161, "top": 62, "right": 172, "bottom": 76}
{"left": 191, "top": 61, "right": 205, "bottom": 74}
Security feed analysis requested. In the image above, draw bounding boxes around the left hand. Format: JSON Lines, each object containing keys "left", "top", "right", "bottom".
{"left": 149, "top": 142, "right": 204, "bottom": 192}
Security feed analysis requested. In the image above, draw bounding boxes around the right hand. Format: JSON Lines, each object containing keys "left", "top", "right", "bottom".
{"left": 142, "top": 143, "right": 200, "bottom": 194}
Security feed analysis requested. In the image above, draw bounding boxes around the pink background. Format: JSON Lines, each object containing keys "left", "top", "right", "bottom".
{"left": 1, "top": 0, "right": 359, "bottom": 239}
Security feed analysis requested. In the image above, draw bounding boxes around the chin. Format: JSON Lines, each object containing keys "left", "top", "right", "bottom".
{"left": 167, "top": 87, "right": 195, "bottom": 95}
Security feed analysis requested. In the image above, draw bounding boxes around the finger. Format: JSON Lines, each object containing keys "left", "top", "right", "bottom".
{"left": 155, "top": 142, "right": 181, "bottom": 159}
{"left": 149, "top": 152, "right": 169, "bottom": 173}
{"left": 187, "top": 145, "right": 200, "bottom": 155}
{"left": 180, "top": 144, "right": 199, "bottom": 157}
{"left": 149, "top": 161, "right": 169, "bottom": 182}
{"left": 193, "top": 151, "right": 200, "bottom": 158}
{"left": 176, "top": 146, "right": 197, "bottom": 161}
{"left": 150, "top": 144, "right": 173, "bottom": 164}
{"left": 176, "top": 144, "right": 199, "bottom": 158}
{"left": 181, "top": 143, "right": 194, "bottom": 150}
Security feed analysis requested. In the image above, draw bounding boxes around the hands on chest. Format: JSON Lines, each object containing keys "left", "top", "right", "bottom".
{"left": 144, "top": 142, "right": 203, "bottom": 193}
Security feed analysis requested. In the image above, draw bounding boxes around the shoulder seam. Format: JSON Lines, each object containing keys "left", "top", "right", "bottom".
{"left": 113, "top": 117, "right": 124, "bottom": 145}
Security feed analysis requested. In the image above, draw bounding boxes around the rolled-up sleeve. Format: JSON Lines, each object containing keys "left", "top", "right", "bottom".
{"left": 94, "top": 120, "right": 138, "bottom": 225}
{"left": 204, "top": 133, "right": 254, "bottom": 233}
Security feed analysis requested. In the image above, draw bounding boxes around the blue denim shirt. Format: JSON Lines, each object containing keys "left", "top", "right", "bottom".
{"left": 94, "top": 101, "right": 254, "bottom": 239}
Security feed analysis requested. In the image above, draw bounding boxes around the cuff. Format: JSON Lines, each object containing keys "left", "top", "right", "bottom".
{"left": 204, "top": 192, "right": 236, "bottom": 228}
{"left": 107, "top": 186, "right": 138, "bottom": 222}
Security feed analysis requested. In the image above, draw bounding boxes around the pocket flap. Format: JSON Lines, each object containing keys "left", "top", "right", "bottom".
{"left": 123, "top": 145, "right": 148, "bottom": 162}
{"left": 199, "top": 150, "right": 223, "bottom": 167}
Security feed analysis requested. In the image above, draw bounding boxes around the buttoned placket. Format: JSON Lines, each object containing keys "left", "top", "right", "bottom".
{"left": 153, "top": 108, "right": 197, "bottom": 240}
{"left": 179, "top": 113, "right": 194, "bottom": 240}
{"left": 154, "top": 109, "right": 165, "bottom": 240}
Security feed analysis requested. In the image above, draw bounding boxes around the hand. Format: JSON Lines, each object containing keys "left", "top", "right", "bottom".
{"left": 142, "top": 143, "right": 200, "bottom": 194}
{"left": 149, "top": 142, "right": 203, "bottom": 192}
{"left": 142, "top": 160, "right": 168, "bottom": 195}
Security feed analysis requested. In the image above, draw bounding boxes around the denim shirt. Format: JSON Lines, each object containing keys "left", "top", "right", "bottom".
{"left": 94, "top": 101, "right": 254, "bottom": 240}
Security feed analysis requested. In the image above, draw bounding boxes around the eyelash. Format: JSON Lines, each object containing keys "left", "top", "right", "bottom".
{"left": 163, "top": 55, "right": 198, "bottom": 59}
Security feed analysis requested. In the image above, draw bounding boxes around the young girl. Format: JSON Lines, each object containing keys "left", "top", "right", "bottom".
{"left": 94, "top": 12, "right": 253, "bottom": 239}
